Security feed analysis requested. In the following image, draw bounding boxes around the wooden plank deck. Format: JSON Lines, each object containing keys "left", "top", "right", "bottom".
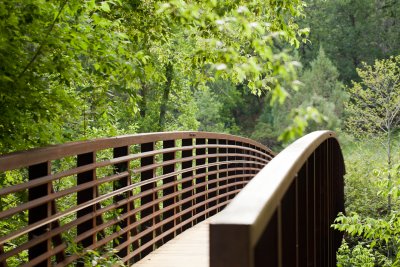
{"left": 134, "top": 219, "right": 211, "bottom": 267}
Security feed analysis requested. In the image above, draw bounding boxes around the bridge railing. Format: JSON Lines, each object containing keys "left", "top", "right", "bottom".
{"left": 0, "top": 132, "right": 273, "bottom": 266}
{"left": 210, "top": 131, "right": 345, "bottom": 267}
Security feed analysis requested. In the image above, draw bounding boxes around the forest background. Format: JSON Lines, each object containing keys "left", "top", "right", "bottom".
{"left": 1, "top": 0, "right": 400, "bottom": 265}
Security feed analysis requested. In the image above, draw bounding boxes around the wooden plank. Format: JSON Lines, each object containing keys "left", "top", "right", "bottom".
{"left": 134, "top": 218, "right": 211, "bottom": 267}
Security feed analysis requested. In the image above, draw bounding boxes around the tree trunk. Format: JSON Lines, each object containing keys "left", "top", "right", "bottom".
{"left": 387, "top": 127, "right": 392, "bottom": 213}
{"left": 139, "top": 82, "right": 148, "bottom": 119}
{"left": 158, "top": 63, "right": 173, "bottom": 131}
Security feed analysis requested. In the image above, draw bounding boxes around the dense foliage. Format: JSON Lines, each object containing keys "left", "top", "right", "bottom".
{"left": 0, "top": 0, "right": 307, "bottom": 154}
{"left": 1, "top": 0, "right": 400, "bottom": 265}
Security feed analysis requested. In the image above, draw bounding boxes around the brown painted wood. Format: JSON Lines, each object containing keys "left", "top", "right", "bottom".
{"left": 255, "top": 210, "right": 279, "bottom": 267}
{"left": 140, "top": 142, "right": 155, "bottom": 259}
{"left": 281, "top": 180, "right": 297, "bottom": 267}
{"left": 28, "top": 162, "right": 51, "bottom": 267}
{"left": 181, "top": 138, "right": 193, "bottom": 232}
{"left": 210, "top": 131, "right": 345, "bottom": 267}
{"left": 297, "top": 165, "right": 308, "bottom": 267}
{"left": 227, "top": 140, "right": 237, "bottom": 200}
{"left": 0, "top": 244, "right": 6, "bottom": 267}
{"left": 50, "top": 196, "right": 65, "bottom": 264}
{"left": 235, "top": 141, "right": 244, "bottom": 191}
{"left": 76, "top": 152, "right": 97, "bottom": 253}
{"left": 113, "top": 146, "right": 130, "bottom": 258}
{"left": 307, "top": 153, "right": 316, "bottom": 267}
{"left": 207, "top": 139, "right": 217, "bottom": 217}
{"left": 161, "top": 140, "right": 177, "bottom": 244}
{"left": 0, "top": 131, "right": 275, "bottom": 266}
{"left": 217, "top": 139, "right": 227, "bottom": 212}
{"left": 0, "top": 132, "right": 273, "bottom": 172}
{"left": 0, "top": 146, "right": 268, "bottom": 199}
{"left": 195, "top": 138, "right": 206, "bottom": 223}
{"left": 210, "top": 222, "right": 251, "bottom": 267}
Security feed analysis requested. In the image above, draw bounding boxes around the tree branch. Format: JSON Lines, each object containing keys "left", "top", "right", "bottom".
{"left": 18, "top": 0, "right": 69, "bottom": 79}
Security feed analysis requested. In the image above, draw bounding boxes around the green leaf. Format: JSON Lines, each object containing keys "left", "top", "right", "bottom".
{"left": 100, "top": 2, "right": 111, "bottom": 13}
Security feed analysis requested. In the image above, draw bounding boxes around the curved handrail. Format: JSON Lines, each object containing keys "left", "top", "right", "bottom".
{"left": 210, "top": 131, "right": 345, "bottom": 267}
{"left": 0, "top": 131, "right": 274, "bottom": 172}
{"left": 0, "top": 131, "right": 273, "bottom": 266}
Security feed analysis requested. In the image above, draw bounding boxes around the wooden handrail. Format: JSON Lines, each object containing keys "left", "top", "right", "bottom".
{"left": 0, "top": 131, "right": 273, "bottom": 266}
{"left": 0, "top": 132, "right": 273, "bottom": 172}
{"left": 210, "top": 131, "right": 345, "bottom": 267}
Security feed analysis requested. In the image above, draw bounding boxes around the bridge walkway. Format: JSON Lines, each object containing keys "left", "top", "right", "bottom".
{"left": 135, "top": 218, "right": 211, "bottom": 267}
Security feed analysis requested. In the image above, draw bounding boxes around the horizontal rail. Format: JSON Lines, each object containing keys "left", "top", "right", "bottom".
{"left": 0, "top": 131, "right": 272, "bottom": 266}
{"left": 210, "top": 131, "right": 345, "bottom": 267}
{"left": 0, "top": 132, "right": 273, "bottom": 172}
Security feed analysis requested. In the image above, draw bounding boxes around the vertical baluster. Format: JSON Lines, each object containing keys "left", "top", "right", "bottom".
{"left": 207, "top": 139, "right": 217, "bottom": 217}
{"left": 328, "top": 139, "right": 333, "bottom": 266}
{"left": 0, "top": 244, "right": 6, "bottom": 267}
{"left": 307, "top": 152, "right": 316, "bottom": 267}
{"left": 227, "top": 140, "right": 236, "bottom": 199}
{"left": 181, "top": 138, "right": 193, "bottom": 231}
{"left": 140, "top": 142, "right": 155, "bottom": 258}
{"left": 262, "top": 148, "right": 270, "bottom": 162}
{"left": 236, "top": 142, "right": 244, "bottom": 190}
{"left": 28, "top": 162, "right": 51, "bottom": 267}
{"left": 77, "top": 152, "right": 97, "bottom": 266}
{"left": 333, "top": 140, "right": 345, "bottom": 265}
{"left": 195, "top": 138, "right": 206, "bottom": 223}
{"left": 281, "top": 179, "right": 297, "bottom": 266}
{"left": 218, "top": 139, "right": 227, "bottom": 211}
{"left": 315, "top": 145, "right": 323, "bottom": 266}
{"left": 50, "top": 193, "right": 65, "bottom": 264}
{"left": 322, "top": 141, "right": 329, "bottom": 266}
{"left": 297, "top": 164, "right": 308, "bottom": 267}
{"left": 243, "top": 143, "right": 251, "bottom": 184}
{"left": 162, "top": 139, "right": 176, "bottom": 243}
{"left": 113, "top": 146, "right": 130, "bottom": 258}
{"left": 250, "top": 145, "right": 257, "bottom": 176}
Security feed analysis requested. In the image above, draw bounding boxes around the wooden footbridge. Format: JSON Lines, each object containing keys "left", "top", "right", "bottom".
{"left": 0, "top": 131, "right": 344, "bottom": 267}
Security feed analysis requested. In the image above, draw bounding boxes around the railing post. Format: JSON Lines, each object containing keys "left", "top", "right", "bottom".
{"left": 254, "top": 210, "right": 279, "bottom": 267}
{"left": 195, "top": 138, "right": 206, "bottom": 223}
{"left": 207, "top": 139, "right": 217, "bottom": 217}
{"left": 28, "top": 162, "right": 51, "bottom": 267}
{"left": 181, "top": 138, "right": 193, "bottom": 231}
{"left": 140, "top": 142, "right": 155, "bottom": 258}
{"left": 210, "top": 224, "right": 252, "bottom": 267}
{"left": 113, "top": 146, "right": 130, "bottom": 258}
{"left": 162, "top": 139, "right": 176, "bottom": 243}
